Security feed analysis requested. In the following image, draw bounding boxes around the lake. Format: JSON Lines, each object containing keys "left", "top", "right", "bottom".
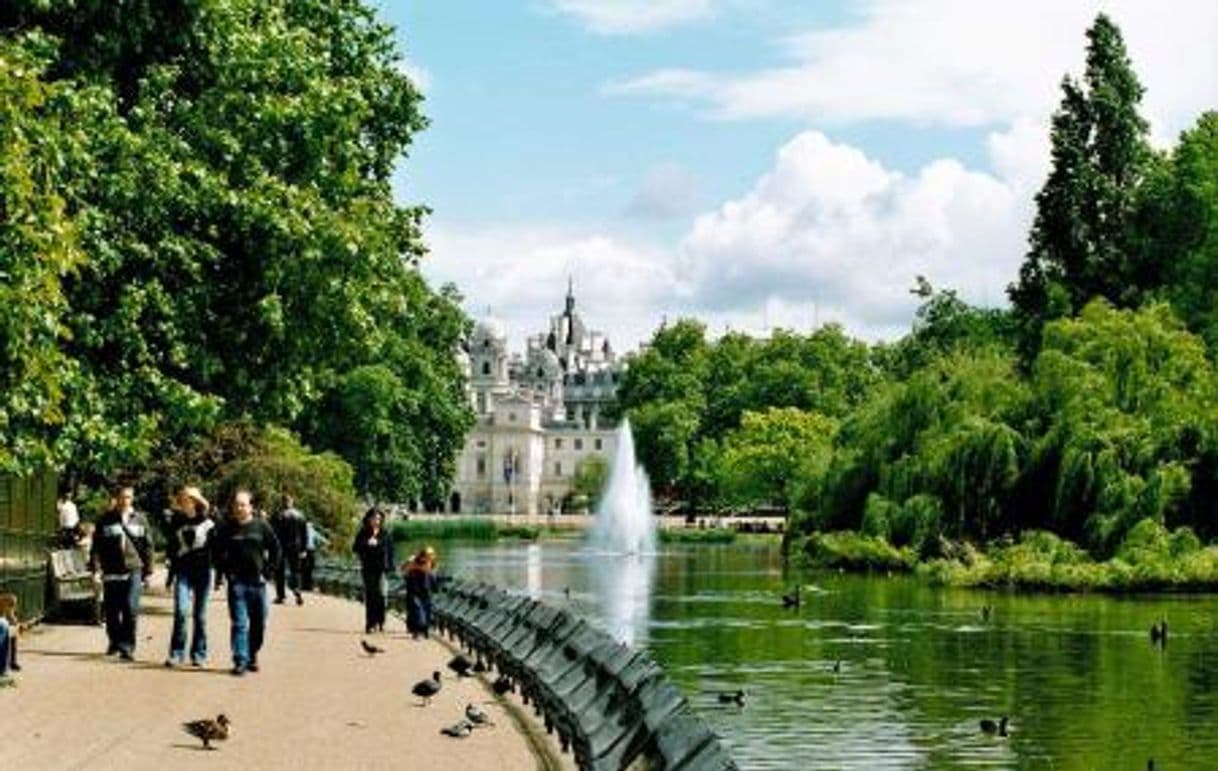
{"left": 425, "top": 537, "right": 1218, "bottom": 770}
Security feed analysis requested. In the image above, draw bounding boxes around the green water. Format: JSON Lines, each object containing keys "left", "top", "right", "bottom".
{"left": 431, "top": 538, "right": 1218, "bottom": 770}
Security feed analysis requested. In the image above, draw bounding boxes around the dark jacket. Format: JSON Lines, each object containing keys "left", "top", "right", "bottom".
{"left": 215, "top": 517, "right": 281, "bottom": 585}
{"left": 89, "top": 509, "right": 153, "bottom": 579}
{"left": 270, "top": 508, "right": 308, "bottom": 554}
{"left": 165, "top": 511, "right": 218, "bottom": 578}
{"left": 352, "top": 528, "right": 394, "bottom": 576}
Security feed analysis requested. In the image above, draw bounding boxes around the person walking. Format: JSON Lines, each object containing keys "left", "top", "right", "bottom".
{"left": 270, "top": 494, "right": 307, "bottom": 606}
{"left": 352, "top": 509, "right": 393, "bottom": 634}
{"left": 164, "top": 485, "right": 217, "bottom": 668}
{"left": 301, "top": 520, "right": 328, "bottom": 591}
{"left": 89, "top": 486, "right": 153, "bottom": 661}
{"left": 402, "top": 546, "right": 438, "bottom": 640}
{"left": 215, "top": 490, "right": 281, "bottom": 676}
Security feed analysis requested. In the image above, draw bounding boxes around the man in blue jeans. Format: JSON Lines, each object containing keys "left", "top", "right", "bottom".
{"left": 215, "top": 490, "right": 281, "bottom": 676}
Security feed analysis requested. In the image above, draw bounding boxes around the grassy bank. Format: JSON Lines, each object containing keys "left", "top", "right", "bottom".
{"left": 388, "top": 518, "right": 554, "bottom": 543}
{"left": 658, "top": 529, "right": 737, "bottom": 544}
{"left": 790, "top": 521, "right": 1218, "bottom": 592}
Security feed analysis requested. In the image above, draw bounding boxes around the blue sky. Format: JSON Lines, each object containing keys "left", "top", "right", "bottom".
{"left": 376, "top": 1, "right": 1218, "bottom": 350}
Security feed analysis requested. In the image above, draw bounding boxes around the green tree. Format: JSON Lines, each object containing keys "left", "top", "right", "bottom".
{"left": 718, "top": 408, "right": 836, "bottom": 512}
{"left": 572, "top": 455, "right": 610, "bottom": 509}
{"left": 1009, "top": 14, "right": 1154, "bottom": 357}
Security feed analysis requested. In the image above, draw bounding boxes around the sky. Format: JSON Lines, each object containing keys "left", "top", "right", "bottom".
{"left": 376, "top": 0, "right": 1218, "bottom": 353}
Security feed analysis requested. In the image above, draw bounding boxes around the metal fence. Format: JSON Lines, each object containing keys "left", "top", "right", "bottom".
{"left": 313, "top": 560, "right": 736, "bottom": 771}
{"left": 0, "top": 470, "right": 57, "bottom": 621}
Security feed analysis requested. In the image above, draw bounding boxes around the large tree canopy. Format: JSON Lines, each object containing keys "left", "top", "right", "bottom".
{"left": 0, "top": 2, "right": 472, "bottom": 501}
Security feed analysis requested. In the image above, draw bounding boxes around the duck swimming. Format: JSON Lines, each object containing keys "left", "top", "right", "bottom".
{"left": 979, "top": 716, "right": 1009, "bottom": 737}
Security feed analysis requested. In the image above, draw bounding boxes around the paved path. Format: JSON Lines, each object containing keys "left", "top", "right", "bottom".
{"left": 2, "top": 577, "right": 561, "bottom": 770}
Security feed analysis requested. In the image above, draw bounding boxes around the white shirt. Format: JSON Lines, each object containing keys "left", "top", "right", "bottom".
{"left": 57, "top": 500, "right": 79, "bottom": 529}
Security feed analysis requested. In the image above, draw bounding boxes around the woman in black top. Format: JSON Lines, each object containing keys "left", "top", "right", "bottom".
{"left": 352, "top": 509, "right": 394, "bottom": 634}
{"left": 164, "top": 486, "right": 216, "bottom": 667}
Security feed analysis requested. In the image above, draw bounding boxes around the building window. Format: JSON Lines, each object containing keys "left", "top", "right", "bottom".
{"left": 476, "top": 440, "right": 486, "bottom": 448}
{"left": 594, "top": 438, "right": 603, "bottom": 451}
{"left": 482, "top": 361, "right": 491, "bottom": 376}
{"left": 508, "top": 412, "right": 516, "bottom": 422}
{"left": 476, "top": 456, "right": 486, "bottom": 477}
{"left": 476, "top": 393, "right": 486, "bottom": 413}
{"left": 555, "top": 438, "right": 563, "bottom": 449}
{"left": 574, "top": 438, "right": 583, "bottom": 451}
{"left": 554, "top": 462, "right": 562, "bottom": 477}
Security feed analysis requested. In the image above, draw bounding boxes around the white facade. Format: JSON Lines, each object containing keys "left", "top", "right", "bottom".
{"left": 448, "top": 285, "right": 625, "bottom": 515}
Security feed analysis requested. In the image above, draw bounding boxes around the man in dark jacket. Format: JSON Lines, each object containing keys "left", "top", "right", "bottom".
{"left": 215, "top": 490, "right": 281, "bottom": 675}
{"left": 270, "top": 494, "right": 307, "bottom": 606}
{"left": 89, "top": 485, "right": 153, "bottom": 660}
{"left": 164, "top": 485, "right": 217, "bottom": 668}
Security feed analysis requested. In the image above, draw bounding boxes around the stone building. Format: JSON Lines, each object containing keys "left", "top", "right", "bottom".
{"left": 448, "top": 284, "right": 626, "bottom": 515}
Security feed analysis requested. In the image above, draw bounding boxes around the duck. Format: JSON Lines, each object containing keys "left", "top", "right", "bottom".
{"left": 781, "top": 585, "right": 801, "bottom": 609}
{"left": 716, "top": 689, "right": 745, "bottom": 706}
{"left": 182, "top": 714, "right": 230, "bottom": 750}
{"left": 360, "top": 639, "right": 385, "bottom": 656}
{"left": 832, "top": 659, "right": 841, "bottom": 674}
{"left": 440, "top": 719, "right": 473, "bottom": 738}
{"left": 448, "top": 653, "right": 474, "bottom": 677}
{"left": 1150, "top": 619, "right": 1168, "bottom": 646}
{"left": 465, "top": 702, "right": 493, "bottom": 726}
{"left": 981, "top": 605, "right": 992, "bottom": 622}
{"left": 492, "top": 675, "right": 513, "bottom": 696}
{"left": 979, "top": 716, "right": 1009, "bottom": 737}
{"left": 412, "top": 671, "right": 442, "bottom": 705}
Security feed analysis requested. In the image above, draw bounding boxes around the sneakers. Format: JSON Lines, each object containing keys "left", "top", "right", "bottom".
{"left": 231, "top": 664, "right": 247, "bottom": 676}
{"left": 247, "top": 660, "right": 260, "bottom": 672}
{"left": 118, "top": 650, "right": 135, "bottom": 662}
{"left": 164, "top": 658, "right": 179, "bottom": 668}
{"left": 295, "top": 593, "right": 303, "bottom": 606}
{"left": 190, "top": 660, "right": 205, "bottom": 668}
{"left": 273, "top": 597, "right": 286, "bottom": 605}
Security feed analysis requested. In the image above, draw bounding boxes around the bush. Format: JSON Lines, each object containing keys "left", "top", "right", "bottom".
{"left": 796, "top": 531, "right": 915, "bottom": 572}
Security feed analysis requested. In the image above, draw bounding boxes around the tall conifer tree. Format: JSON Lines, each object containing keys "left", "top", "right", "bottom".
{"left": 1009, "top": 14, "right": 1152, "bottom": 358}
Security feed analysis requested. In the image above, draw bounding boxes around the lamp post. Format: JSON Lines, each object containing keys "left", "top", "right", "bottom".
{"left": 502, "top": 448, "right": 519, "bottom": 516}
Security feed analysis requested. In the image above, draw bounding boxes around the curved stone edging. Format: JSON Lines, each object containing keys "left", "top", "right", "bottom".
{"left": 434, "top": 580, "right": 737, "bottom": 771}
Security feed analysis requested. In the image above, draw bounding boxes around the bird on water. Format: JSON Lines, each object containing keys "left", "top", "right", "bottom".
{"left": 1150, "top": 618, "right": 1168, "bottom": 647}
{"left": 716, "top": 689, "right": 745, "bottom": 706}
{"left": 979, "top": 716, "right": 1009, "bottom": 737}
{"left": 781, "top": 585, "right": 801, "bottom": 609}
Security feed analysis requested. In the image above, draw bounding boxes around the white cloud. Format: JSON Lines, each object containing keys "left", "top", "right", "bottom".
{"left": 675, "top": 131, "right": 1034, "bottom": 338}
{"left": 606, "top": 0, "right": 1218, "bottom": 139}
{"left": 424, "top": 126, "right": 1042, "bottom": 347}
{"left": 625, "top": 162, "right": 704, "bottom": 220}
{"left": 422, "top": 223, "right": 684, "bottom": 350}
{"left": 544, "top": 0, "right": 717, "bottom": 35}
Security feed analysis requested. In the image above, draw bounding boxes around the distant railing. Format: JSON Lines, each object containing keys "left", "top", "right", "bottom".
{"left": 313, "top": 560, "right": 736, "bottom": 771}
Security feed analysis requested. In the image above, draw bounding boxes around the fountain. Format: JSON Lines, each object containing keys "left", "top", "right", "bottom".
{"left": 584, "top": 419, "right": 658, "bottom": 645}
{"left": 589, "top": 418, "right": 657, "bottom": 555}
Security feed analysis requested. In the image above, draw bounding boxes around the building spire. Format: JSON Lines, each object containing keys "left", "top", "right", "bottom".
{"left": 565, "top": 275, "right": 575, "bottom": 314}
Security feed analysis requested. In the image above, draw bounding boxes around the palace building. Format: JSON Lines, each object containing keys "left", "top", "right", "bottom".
{"left": 447, "top": 283, "right": 626, "bottom": 515}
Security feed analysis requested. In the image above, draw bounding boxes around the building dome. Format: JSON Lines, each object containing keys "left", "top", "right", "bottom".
{"left": 527, "top": 347, "right": 562, "bottom": 380}
{"left": 473, "top": 316, "right": 507, "bottom": 347}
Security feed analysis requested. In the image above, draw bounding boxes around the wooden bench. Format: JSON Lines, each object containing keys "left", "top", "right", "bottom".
{"left": 48, "top": 548, "right": 100, "bottom": 622}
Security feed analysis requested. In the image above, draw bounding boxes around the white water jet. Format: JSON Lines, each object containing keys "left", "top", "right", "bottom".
{"left": 589, "top": 419, "right": 656, "bottom": 555}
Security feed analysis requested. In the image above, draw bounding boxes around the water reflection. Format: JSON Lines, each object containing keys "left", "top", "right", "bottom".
{"left": 585, "top": 548, "right": 656, "bottom": 647}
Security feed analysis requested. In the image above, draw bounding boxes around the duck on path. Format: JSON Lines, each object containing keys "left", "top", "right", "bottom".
{"left": 182, "top": 714, "right": 230, "bottom": 750}
{"left": 413, "top": 671, "right": 442, "bottom": 706}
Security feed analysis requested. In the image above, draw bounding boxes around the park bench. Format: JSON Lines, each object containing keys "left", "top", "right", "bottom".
{"left": 48, "top": 548, "right": 100, "bottom": 622}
